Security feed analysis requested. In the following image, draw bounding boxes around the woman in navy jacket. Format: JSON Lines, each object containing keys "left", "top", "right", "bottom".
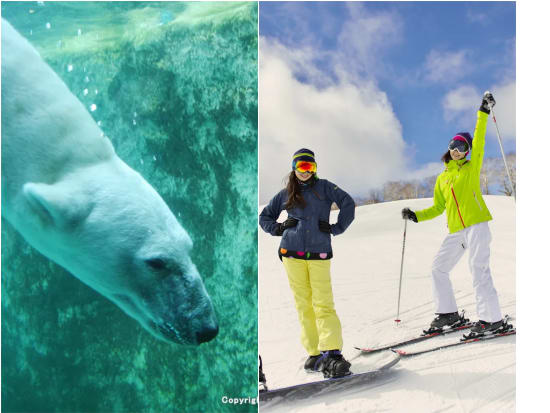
{"left": 259, "top": 148, "right": 355, "bottom": 378}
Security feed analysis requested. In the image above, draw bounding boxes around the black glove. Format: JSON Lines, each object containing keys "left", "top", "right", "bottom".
{"left": 479, "top": 91, "right": 495, "bottom": 114}
{"left": 275, "top": 217, "right": 298, "bottom": 236}
{"left": 319, "top": 220, "right": 332, "bottom": 234}
{"left": 401, "top": 208, "right": 418, "bottom": 223}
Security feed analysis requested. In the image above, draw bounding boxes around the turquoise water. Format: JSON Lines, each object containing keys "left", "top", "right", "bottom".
{"left": 1, "top": 2, "right": 258, "bottom": 412}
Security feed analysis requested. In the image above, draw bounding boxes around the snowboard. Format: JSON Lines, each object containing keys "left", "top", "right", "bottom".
{"left": 259, "top": 350, "right": 400, "bottom": 405}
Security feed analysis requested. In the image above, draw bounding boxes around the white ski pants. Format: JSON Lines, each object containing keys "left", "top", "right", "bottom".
{"left": 431, "top": 221, "right": 502, "bottom": 322}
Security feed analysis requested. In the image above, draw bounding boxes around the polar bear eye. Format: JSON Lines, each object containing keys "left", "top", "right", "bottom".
{"left": 145, "top": 258, "right": 167, "bottom": 271}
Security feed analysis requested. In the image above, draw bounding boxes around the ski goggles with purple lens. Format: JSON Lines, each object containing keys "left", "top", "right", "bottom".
{"left": 448, "top": 139, "right": 470, "bottom": 154}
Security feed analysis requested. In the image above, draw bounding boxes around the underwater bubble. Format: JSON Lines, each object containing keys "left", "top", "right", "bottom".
{"left": 67, "top": 64, "right": 73, "bottom": 72}
{"left": 83, "top": 88, "right": 88, "bottom": 96}
{"left": 133, "top": 112, "right": 137, "bottom": 118}
{"left": 132, "top": 119, "right": 137, "bottom": 126}
{"left": 140, "top": 159, "right": 144, "bottom": 165}
{"left": 97, "top": 121, "right": 102, "bottom": 126}
{"left": 153, "top": 155, "right": 157, "bottom": 162}
{"left": 95, "top": 89, "right": 98, "bottom": 95}
{"left": 46, "top": 22, "right": 51, "bottom": 29}
{"left": 90, "top": 104, "right": 97, "bottom": 112}
{"left": 77, "top": 29, "right": 82, "bottom": 36}
{"left": 37, "top": 1, "right": 45, "bottom": 5}
{"left": 29, "top": 29, "right": 32, "bottom": 35}
{"left": 29, "top": 9, "right": 35, "bottom": 14}
{"left": 84, "top": 76, "right": 90, "bottom": 83}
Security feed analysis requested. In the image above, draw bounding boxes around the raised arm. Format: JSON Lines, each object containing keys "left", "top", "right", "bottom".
{"left": 471, "top": 92, "right": 495, "bottom": 177}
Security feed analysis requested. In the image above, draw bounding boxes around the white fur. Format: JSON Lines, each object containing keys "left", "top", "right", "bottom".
{"left": 1, "top": 19, "right": 218, "bottom": 345}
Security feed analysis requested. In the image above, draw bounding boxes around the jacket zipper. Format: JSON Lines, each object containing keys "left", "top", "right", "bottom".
{"left": 451, "top": 186, "right": 466, "bottom": 229}
{"left": 473, "top": 191, "right": 483, "bottom": 211}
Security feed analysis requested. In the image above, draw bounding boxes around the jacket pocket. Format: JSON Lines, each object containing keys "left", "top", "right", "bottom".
{"left": 281, "top": 223, "right": 300, "bottom": 249}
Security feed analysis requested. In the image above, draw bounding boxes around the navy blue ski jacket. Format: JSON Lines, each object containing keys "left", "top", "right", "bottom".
{"left": 259, "top": 178, "right": 355, "bottom": 256}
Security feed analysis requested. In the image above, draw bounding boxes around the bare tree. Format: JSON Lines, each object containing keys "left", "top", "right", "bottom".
{"left": 365, "top": 188, "right": 383, "bottom": 204}
{"left": 383, "top": 181, "right": 405, "bottom": 201}
{"left": 480, "top": 164, "right": 491, "bottom": 195}
{"left": 498, "top": 152, "right": 516, "bottom": 196}
{"left": 420, "top": 175, "right": 438, "bottom": 198}
{"left": 401, "top": 182, "right": 417, "bottom": 199}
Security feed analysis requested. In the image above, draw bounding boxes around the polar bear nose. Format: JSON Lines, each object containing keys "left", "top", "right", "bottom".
{"left": 196, "top": 323, "right": 219, "bottom": 344}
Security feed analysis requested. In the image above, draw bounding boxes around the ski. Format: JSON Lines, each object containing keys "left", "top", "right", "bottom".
{"left": 354, "top": 322, "right": 472, "bottom": 355}
{"left": 259, "top": 351, "right": 400, "bottom": 405}
{"left": 392, "top": 328, "right": 516, "bottom": 358}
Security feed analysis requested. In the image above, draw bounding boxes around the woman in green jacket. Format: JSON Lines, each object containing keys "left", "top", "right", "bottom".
{"left": 401, "top": 92, "right": 505, "bottom": 335}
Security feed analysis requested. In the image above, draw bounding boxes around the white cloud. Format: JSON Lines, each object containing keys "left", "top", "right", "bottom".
{"left": 442, "top": 82, "right": 516, "bottom": 142}
{"left": 259, "top": 37, "right": 407, "bottom": 203}
{"left": 259, "top": 40, "right": 333, "bottom": 88}
{"left": 408, "top": 162, "right": 445, "bottom": 181}
{"left": 488, "top": 81, "right": 516, "bottom": 141}
{"left": 443, "top": 84, "right": 479, "bottom": 122}
{"left": 466, "top": 9, "right": 489, "bottom": 23}
{"left": 335, "top": 10, "right": 403, "bottom": 80}
{"left": 424, "top": 49, "right": 471, "bottom": 84}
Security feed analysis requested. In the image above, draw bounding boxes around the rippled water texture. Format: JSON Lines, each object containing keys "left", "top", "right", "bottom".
{"left": 1, "top": 2, "right": 258, "bottom": 412}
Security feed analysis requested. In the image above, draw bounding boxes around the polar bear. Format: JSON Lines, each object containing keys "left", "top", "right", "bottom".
{"left": 1, "top": 19, "right": 218, "bottom": 345}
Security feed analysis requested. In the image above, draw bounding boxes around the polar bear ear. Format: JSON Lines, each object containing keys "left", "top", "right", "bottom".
{"left": 23, "top": 182, "right": 92, "bottom": 228}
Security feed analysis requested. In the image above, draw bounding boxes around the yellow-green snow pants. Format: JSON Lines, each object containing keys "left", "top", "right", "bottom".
{"left": 282, "top": 257, "right": 343, "bottom": 355}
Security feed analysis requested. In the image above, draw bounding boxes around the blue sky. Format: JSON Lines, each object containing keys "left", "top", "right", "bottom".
{"left": 258, "top": 1, "right": 515, "bottom": 202}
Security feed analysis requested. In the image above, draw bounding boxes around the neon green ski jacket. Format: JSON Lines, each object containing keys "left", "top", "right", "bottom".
{"left": 415, "top": 111, "right": 492, "bottom": 233}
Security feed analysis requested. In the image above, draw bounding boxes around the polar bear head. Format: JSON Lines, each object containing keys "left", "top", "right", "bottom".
{"left": 2, "top": 18, "right": 218, "bottom": 345}
{"left": 21, "top": 159, "right": 219, "bottom": 346}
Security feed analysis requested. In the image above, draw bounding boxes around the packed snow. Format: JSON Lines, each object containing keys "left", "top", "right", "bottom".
{"left": 259, "top": 196, "right": 515, "bottom": 412}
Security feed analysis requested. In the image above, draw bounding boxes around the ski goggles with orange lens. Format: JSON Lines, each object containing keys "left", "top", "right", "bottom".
{"left": 294, "top": 160, "right": 317, "bottom": 174}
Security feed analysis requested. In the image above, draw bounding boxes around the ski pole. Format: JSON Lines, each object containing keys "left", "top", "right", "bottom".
{"left": 486, "top": 91, "right": 516, "bottom": 200}
{"left": 395, "top": 218, "right": 407, "bottom": 325}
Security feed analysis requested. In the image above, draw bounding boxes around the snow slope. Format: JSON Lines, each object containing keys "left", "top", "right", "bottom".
{"left": 259, "top": 196, "right": 515, "bottom": 412}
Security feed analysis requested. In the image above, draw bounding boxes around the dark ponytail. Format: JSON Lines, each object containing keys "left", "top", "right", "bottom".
{"left": 284, "top": 171, "right": 306, "bottom": 210}
{"left": 441, "top": 151, "right": 452, "bottom": 164}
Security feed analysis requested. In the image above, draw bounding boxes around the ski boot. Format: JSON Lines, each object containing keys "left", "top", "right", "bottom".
{"left": 423, "top": 310, "right": 469, "bottom": 335}
{"left": 316, "top": 350, "right": 352, "bottom": 379}
{"left": 259, "top": 355, "right": 268, "bottom": 393}
{"left": 304, "top": 354, "right": 323, "bottom": 373}
{"left": 463, "top": 315, "right": 513, "bottom": 339}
